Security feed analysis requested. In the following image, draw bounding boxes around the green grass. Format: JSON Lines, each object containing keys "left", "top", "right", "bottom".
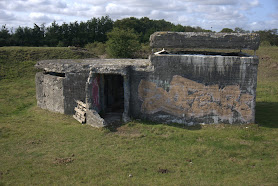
{"left": 0, "top": 47, "right": 96, "bottom": 80}
{"left": 0, "top": 46, "right": 278, "bottom": 185}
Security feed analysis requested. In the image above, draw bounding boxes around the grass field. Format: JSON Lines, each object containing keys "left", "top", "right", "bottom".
{"left": 0, "top": 46, "right": 277, "bottom": 185}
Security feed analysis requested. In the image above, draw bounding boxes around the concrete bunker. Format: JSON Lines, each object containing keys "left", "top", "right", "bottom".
{"left": 35, "top": 32, "right": 260, "bottom": 127}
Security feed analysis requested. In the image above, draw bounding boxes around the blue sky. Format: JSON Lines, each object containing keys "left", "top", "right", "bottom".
{"left": 0, "top": 0, "right": 277, "bottom": 31}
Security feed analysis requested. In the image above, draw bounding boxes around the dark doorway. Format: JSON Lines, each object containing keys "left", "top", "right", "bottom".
{"left": 102, "top": 74, "right": 124, "bottom": 124}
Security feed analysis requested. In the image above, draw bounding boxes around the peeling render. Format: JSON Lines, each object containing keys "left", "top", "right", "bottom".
{"left": 138, "top": 75, "right": 253, "bottom": 124}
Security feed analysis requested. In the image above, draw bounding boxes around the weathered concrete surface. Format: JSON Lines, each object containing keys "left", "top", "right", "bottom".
{"left": 86, "top": 109, "right": 106, "bottom": 127}
{"left": 130, "top": 54, "right": 259, "bottom": 124}
{"left": 150, "top": 32, "right": 260, "bottom": 50}
{"left": 63, "top": 72, "right": 89, "bottom": 114}
{"left": 35, "top": 71, "right": 88, "bottom": 115}
{"left": 35, "top": 59, "right": 150, "bottom": 73}
{"left": 36, "top": 59, "right": 150, "bottom": 115}
{"left": 36, "top": 72, "right": 65, "bottom": 113}
{"left": 35, "top": 52, "right": 259, "bottom": 126}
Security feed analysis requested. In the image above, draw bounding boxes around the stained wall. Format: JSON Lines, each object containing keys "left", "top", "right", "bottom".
{"left": 35, "top": 71, "right": 88, "bottom": 115}
{"left": 130, "top": 54, "right": 259, "bottom": 124}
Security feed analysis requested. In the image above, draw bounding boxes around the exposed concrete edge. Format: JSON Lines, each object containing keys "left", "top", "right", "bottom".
{"left": 35, "top": 59, "right": 151, "bottom": 73}
{"left": 150, "top": 32, "right": 260, "bottom": 50}
{"left": 149, "top": 54, "right": 260, "bottom": 65}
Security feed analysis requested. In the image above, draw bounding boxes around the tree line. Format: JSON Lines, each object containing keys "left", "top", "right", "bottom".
{"left": 1, "top": 16, "right": 278, "bottom": 47}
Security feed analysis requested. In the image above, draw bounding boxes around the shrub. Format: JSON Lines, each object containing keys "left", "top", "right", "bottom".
{"left": 133, "top": 43, "right": 151, "bottom": 59}
{"left": 260, "top": 41, "right": 271, "bottom": 47}
{"left": 57, "top": 41, "right": 65, "bottom": 47}
{"left": 85, "top": 42, "right": 106, "bottom": 56}
{"left": 106, "top": 28, "right": 141, "bottom": 58}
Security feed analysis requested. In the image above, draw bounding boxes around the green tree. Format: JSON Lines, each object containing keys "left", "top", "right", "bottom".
{"left": 256, "top": 29, "right": 278, "bottom": 46}
{"left": 87, "top": 18, "right": 98, "bottom": 43}
{"left": 106, "top": 28, "right": 141, "bottom": 58}
{"left": 32, "top": 24, "right": 44, "bottom": 46}
{"left": 234, "top": 27, "right": 250, "bottom": 33}
{"left": 45, "top": 21, "right": 61, "bottom": 46}
{"left": 220, "top": 28, "right": 234, "bottom": 33}
{"left": 13, "top": 26, "right": 32, "bottom": 46}
{"left": 0, "top": 25, "right": 11, "bottom": 46}
{"left": 95, "top": 16, "right": 114, "bottom": 43}
{"left": 171, "top": 24, "right": 185, "bottom": 32}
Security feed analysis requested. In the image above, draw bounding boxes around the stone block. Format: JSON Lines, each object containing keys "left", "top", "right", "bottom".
{"left": 86, "top": 109, "right": 106, "bottom": 127}
{"left": 150, "top": 32, "right": 260, "bottom": 50}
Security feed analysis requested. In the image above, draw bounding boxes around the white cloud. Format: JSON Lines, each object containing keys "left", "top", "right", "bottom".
{"left": 0, "top": 0, "right": 276, "bottom": 32}
{"left": 29, "top": 12, "right": 52, "bottom": 23}
{"left": 188, "top": 0, "right": 238, "bottom": 5}
{"left": 272, "top": 13, "right": 278, "bottom": 19}
{"left": 240, "top": 0, "right": 260, "bottom": 10}
{"left": 0, "top": 10, "right": 16, "bottom": 21}
{"left": 249, "top": 20, "right": 278, "bottom": 31}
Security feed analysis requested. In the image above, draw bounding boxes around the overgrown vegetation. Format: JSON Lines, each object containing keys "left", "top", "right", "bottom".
{"left": 84, "top": 42, "right": 106, "bottom": 57}
{"left": 106, "top": 28, "right": 141, "bottom": 58}
{"left": 0, "top": 46, "right": 277, "bottom": 185}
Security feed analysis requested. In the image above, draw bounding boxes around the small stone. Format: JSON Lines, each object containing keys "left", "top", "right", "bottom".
{"left": 129, "top": 174, "right": 133, "bottom": 177}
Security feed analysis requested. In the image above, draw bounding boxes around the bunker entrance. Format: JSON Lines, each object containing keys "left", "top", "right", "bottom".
{"left": 101, "top": 74, "right": 124, "bottom": 124}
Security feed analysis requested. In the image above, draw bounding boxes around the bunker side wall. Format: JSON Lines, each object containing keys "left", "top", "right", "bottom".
{"left": 63, "top": 72, "right": 89, "bottom": 115}
{"left": 130, "top": 55, "right": 259, "bottom": 125}
{"left": 36, "top": 72, "right": 89, "bottom": 115}
{"left": 35, "top": 72, "right": 65, "bottom": 114}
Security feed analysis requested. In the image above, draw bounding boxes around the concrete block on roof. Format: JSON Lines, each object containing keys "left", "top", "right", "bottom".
{"left": 150, "top": 32, "right": 260, "bottom": 50}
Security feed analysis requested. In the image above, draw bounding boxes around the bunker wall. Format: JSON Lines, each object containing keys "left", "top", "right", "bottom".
{"left": 36, "top": 71, "right": 89, "bottom": 115}
{"left": 63, "top": 72, "right": 89, "bottom": 114}
{"left": 130, "top": 54, "right": 259, "bottom": 124}
{"left": 36, "top": 72, "right": 65, "bottom": 113}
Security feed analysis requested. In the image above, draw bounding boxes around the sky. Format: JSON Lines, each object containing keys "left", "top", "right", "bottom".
{"left": 0, "top": 0, "right": 277, "bottom": 32}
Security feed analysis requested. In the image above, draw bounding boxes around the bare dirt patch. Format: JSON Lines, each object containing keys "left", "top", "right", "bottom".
{"left": 53, "top": 155, "right": 75, "bottom": 165}
{"left": 27, "top": 139, "right": 42, "bottom": 145}
{"left": 113, "top": 125, "right": 143, "bottom": 138}
{"left": 157, "top": 168, "right": 169, "bottom": 174}
{"left": 260, "top": 55, "right": 271, "bottom": 61}
{"left": 270, "top": 63, "right": 278, "bottom": 70}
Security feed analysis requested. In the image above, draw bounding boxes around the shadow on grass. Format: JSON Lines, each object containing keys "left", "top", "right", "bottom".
{"left": 106, "top": 119, "right": 202, "bottom": 132}
{"left": 256, "top": 102, "right": 278, "bottom": 128}
{"left": 137, "top": 120, "right": 202, "bottom": 130}
{"left": 106, "top": 102, "right": 278, "bottom": 132}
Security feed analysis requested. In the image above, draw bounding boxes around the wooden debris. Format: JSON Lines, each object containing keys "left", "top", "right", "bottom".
{"left": 73, "top": 100, "right": 86, "bottom": 124}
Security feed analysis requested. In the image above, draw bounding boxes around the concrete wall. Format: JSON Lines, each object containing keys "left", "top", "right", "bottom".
{"left": 36, "top": 71, "right": 88, "bottom": 115}
{"left": 130, "top": 54, "right": 259, "bottom": 124}
{"left": 35, "top": 55, "right": 259, "bottom": 125}
{"left": 63, "top": 72, "right": 89, "bottom": 114}
{"left": 36, "top": 72, "right": 65, "bottom": 113}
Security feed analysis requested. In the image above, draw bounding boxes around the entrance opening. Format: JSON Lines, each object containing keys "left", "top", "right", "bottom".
{"left": 102, "top": 74, "right": 124, "bottom": 125}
